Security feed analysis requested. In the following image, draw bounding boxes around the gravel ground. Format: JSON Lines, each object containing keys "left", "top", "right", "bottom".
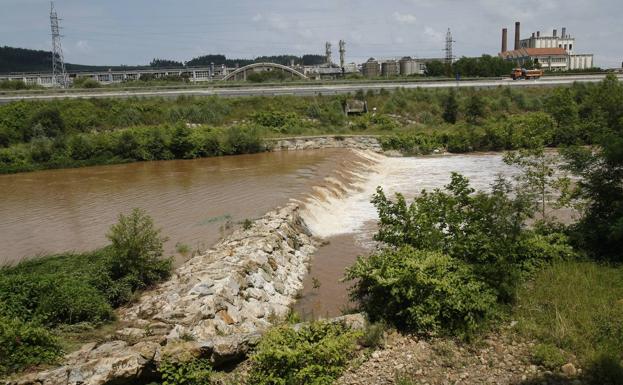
{"left": 337, "top": 329, "right": 584, "bottom": 385}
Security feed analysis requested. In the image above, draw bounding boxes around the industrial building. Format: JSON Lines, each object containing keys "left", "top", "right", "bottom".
{"left": 499, "top": 21, "right": 594, "bottom": 70}
{"left": 362, "top": 58, "right": 380, "bottom": 77}
{"left": 381, "top": 60, "right": 400, "bottom": 77}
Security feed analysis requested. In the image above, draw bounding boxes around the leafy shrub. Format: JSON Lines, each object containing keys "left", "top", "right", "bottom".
{"left": 359, "top": 322, "right": 386, "bottom": 348}
{"left": 345, "top": 247, "right": 498, "bottom": 337}
{"left": 531, "top": 343, "right": 566, "bottom": 370}
{"left": 248, "top": 321, "right": 361, "bottom": 385}
{"left": 252, "top": 111, "right": 301, "bottom": 129}
{"left": 72, "top": 77, "right": 101, "bottom": 89}
{"left": 106, "top": 208, "right": 172, "bottom": 289}
{"left": 158, "top": 358, "right": 213, "bottom": 385}
{"left": 380, "top": 133, "right": 442, "bottom": 154}
{"left": 371, "top": 173, "right": 533, "bottom": 301}
{"left": 0, "top": 314, "right": 61, "bottom": 376}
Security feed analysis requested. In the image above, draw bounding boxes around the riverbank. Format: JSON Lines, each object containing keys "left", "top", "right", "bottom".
{"left": 5, "top": 203, "right": 319, "bottom": 384}
{"left": 0, "top": 79, "right": 607, "bottom": 175}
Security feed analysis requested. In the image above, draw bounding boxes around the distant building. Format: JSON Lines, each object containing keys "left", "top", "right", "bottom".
{"left": 362, "top": 58, "right": 380, "bottom": 77}
{"left": 381, "top": 60, "right": 399, "bottom": 77}
{"left": 499, "top": 22, "right": 594, "bottom": 70}
{"left": 500, "top": 48, "right": 569, "bottom": 71}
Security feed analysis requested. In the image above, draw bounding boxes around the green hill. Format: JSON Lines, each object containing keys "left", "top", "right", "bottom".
{"left": 0, "top": 46, "right": 327, "bottom": 74}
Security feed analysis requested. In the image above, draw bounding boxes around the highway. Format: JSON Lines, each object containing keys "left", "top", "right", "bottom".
{"left": 1, "top": 74, "right": 621, "bottom": 103}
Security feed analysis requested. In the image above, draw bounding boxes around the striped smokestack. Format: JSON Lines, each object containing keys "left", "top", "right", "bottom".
{"left": 514, "top": 21, "right": 521, "bottom": 50}
{"left": 502, "top": 28, "right": 508, "bottom": 52}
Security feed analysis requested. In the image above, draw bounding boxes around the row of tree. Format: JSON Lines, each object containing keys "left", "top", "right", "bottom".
{"left": 425, "top": 54, "right": 538, "bottom": 78}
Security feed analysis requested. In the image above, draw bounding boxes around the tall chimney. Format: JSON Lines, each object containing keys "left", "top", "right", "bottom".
{"left": 562, "top": 27, "right": 566, "bottom": 38}
{"left": 553, "top": 29, "right": 557, "bottom": 37}
{"left": 514, "top": 21, "right": 521, "bottom": 50}
{"left": 502, "top": 28, "right": 508, "bottom": 52}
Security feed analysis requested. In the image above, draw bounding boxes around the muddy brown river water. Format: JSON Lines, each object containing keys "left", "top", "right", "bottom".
{"left": 0, "top": 149, "right": 361, "bottom": 265}
{"left": 1, "top": 149, "right": 523, "bottom": 318}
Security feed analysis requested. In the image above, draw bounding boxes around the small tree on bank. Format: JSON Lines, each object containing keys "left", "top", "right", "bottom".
{"left": 503, "top": 147, "right": 568, "bottom": 221}
{"left": 442, "top": 89, "right": 459, "bottom": 124}
{"left": 106, "top": 208, "right": 172, "bottom": 288}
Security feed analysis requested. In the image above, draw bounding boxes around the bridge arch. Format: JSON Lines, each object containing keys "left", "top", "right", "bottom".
{"left": 221, "top": 62, "right": 308, "bottom": 81}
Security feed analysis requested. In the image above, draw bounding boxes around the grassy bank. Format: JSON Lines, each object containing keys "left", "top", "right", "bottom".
{"left": 0, "top": 77, "right": 611, "bottom": 174}
{"left": 0, "top": 209, "right": 172, "bottom": 376}
{"left": 515, "top": 260, "right": 623, "bottom": 381}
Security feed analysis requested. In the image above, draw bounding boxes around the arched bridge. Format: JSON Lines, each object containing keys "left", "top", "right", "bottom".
{"left": 221, "top": 62, "right": 308, "bottom": 81}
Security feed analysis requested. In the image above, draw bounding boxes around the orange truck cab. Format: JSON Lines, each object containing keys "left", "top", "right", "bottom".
{"left": 511, "top": 68, "right": 544, "bottom": 80}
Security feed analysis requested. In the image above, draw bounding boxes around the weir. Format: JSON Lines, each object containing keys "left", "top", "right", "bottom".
{"left": 8, "top": 204, "right": 318, "bottom": 385}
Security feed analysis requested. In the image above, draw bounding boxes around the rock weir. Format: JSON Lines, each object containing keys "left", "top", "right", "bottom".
{"left": 269, "top": 135, "right": 382, "bottom": 153}
{"left": 7, "top": 203, "right": 317, "bottom": 385}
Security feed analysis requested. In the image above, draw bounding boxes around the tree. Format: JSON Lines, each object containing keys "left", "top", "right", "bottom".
{"left": 424, "top": 60, "right": 449, "bottom": 77}
{"left": 442, "top": 89, "right": 459, "bottom": 124}
{"left": 106, "top": 208, "right": 172, "bottom": 287}
{"left": 504, "top": 147, "right": 567, "bottom": 221}
{"left": 465, "top": 93, "right": 487, "bottom": 124}
{"left": 560, "top": 75, "right": 623, "bottom": 261}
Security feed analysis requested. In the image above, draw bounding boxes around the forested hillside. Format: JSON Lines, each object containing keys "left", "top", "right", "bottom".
{"left": 0, "top": 46, "right": 326, "bottom": 73}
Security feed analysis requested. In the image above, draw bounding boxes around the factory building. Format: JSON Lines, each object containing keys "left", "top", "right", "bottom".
{"left": 381, "top": 60, "right": 399, "bottom": 77}
{"left": 499, "top": 22, "right": 594, "bottom": 71}
{"left": 398, "top": 57, "right": 428, "bottom": 76}
{"left": 362, "top": 58, "right": 380, "bottom": 77}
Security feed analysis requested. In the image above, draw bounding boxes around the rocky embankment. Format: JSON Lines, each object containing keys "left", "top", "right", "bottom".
{"left": 270, "top": 135, "right": 383, "bottom": 152}
{"left": 8, "top": 204, "right": 317, "bottom": 385}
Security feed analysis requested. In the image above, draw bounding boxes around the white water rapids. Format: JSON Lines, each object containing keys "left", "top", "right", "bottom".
{"left": 299, "top": 150, "right": 519, "bottom": 245}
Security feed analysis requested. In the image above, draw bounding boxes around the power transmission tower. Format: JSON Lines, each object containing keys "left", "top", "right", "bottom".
{"left": 325, "top": 42, "right": 332, "bottom": 66}
{"left": 444, "top": 28, "right": 455, "bottom": 65}
{"left": 50, "top": 1, "right": 68, "bottom": 88}
{"left": 338, "top": 40, "right": 346, "bottom": 69}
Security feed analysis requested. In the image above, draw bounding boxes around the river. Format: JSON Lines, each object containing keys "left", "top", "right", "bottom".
{"left": 1, "top": 149, "right": 519, "bottom": 317}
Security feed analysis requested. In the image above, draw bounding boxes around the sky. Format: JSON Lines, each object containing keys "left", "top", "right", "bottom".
{"left": 1, "top": 0, "right": 622, "bottom": 68}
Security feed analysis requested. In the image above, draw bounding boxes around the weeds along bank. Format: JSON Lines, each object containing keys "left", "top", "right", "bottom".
{"left": 0, "top": 77, "right": 618, "bottom": 174}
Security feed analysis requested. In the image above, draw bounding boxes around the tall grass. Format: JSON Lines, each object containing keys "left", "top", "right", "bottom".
{"left": 514, "top": 261, "right": 623, "bottom": 380}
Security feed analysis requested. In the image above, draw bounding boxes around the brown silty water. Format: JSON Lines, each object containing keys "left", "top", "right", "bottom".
{"left": 0, "top": 149, "right": 369, "bottom": 265}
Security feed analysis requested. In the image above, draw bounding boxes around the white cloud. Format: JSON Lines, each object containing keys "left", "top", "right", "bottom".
{"left": 76, "top": 40, "right": 91, "bottom": 53}
{"left": 424, "top": 26, "right": 443, "bottom": 42}
{"left": 393, "top": 12, "right": 417, "bottom": 24}
{"left": 252, "top": 13, "right": 262, "bottom": 22}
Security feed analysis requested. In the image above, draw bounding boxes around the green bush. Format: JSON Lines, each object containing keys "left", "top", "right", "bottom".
{"left": 72, "top": 77, "right": 101, "bottom": 89}
{"left": 531, "top": 343, "right": 567, "bottom": 370}
{"left": 248, "top": 321, "right": 361, "bottom": 385}
{"left": 0, "top": 314, "right": 61, "bottom": 376}
{"left": 106, "top": 208, "right": 172, "bottom": 289}
{"left": 345, "top": 247, "right": 498, "bottom": 337}
{"left": 158, "top": 358, "right": 213, "bottom": 385}
{"left": 371, "top": 173, "right": 534, "bottom": 301}
{"left": 380, "top": 132, "right": 442, "bottom": 154}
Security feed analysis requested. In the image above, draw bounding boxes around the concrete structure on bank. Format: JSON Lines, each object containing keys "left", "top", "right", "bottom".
{"left": 499, "top": 21, "right": 594, "bottom": 70}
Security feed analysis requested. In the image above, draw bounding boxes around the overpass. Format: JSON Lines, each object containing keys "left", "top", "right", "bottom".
{"left": 1, "top": 74, "right": 621, "bottom": 104}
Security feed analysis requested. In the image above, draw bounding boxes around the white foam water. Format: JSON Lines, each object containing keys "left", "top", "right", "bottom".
{"left": 299, "top": 151, "right": 518, "bottom": 242}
